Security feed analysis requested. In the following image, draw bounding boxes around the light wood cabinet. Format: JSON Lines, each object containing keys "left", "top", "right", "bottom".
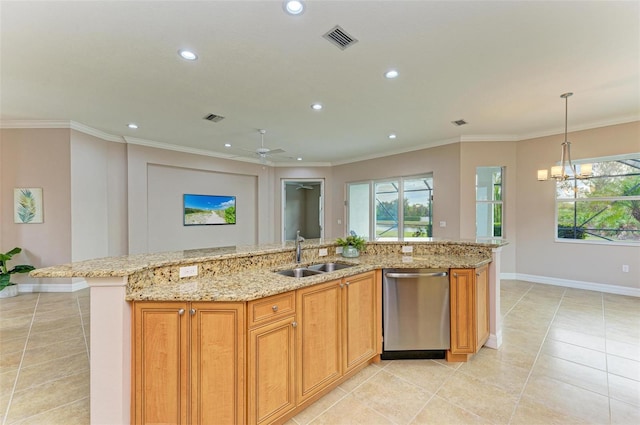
{"left": 448, "top": 265, "right": 489, "bottom": 362}
{"left": 342, "top": 271, "right": 378, "bottom": 373}
{"left": 132, "top": 301, "right": 245, "bottom": 425}
{"left": 247, "top": 294, "right": 297, "bottom": 425}
{"left": 296, "top": 279, "right": 343, "bottom": 403}
{"left": 296, "top": 271, "right": 379, "bottom": 404}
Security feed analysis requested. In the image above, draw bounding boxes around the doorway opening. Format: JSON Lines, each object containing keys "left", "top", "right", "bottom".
{"left": 282, "top": 179, "right": 324, "bottom": 242}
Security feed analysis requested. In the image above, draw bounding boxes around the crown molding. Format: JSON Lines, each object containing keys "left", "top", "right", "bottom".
{"left": 69, "top": 121, "right": 124, "bottom": 143}
{"left": 0, "top": 119, "right": 72, "bottom": 129}
{"left": 517, "top": 115, "right": 640, "bottom": 141}
{"left": 123, "top": 136, "right": 269, "bottom": 165}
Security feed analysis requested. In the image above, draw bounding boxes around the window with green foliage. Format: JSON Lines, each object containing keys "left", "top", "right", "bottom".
{"left": 347, "top": 175, "right": 433, "bottom": 241}
{"left": 556, "top": 155, "right": 640, "bottom": 245}
{"left": 476, "top": 167, "right": 504, "bottom": 240}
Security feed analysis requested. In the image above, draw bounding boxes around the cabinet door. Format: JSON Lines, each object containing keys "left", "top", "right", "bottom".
{"left": 133, "top": 302, "right": 189, "bottom": 425}
{"left": 190, "top": 302, "right": 245, "bottom": 425}
{"left": 248, "top": 316, "right": 297, "bottom": 425}
{"left": 343, "top": 271, "right": 377, "bottom": 372}
{"left": 296, "top": 279, "right": 342, "bottom": 403}
{"left": 449, "top": 269, "right": 476, "bottom": 354}
{"left": 475, "top": 266, "right": 490, "bottom": 348}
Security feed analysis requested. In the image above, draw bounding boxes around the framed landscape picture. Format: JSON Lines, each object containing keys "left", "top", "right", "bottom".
{"left": 14, "top": 188, "right": 44, "bottom": 223}
{"left": 183, "top": 194, "right": 236, "bottom": 226}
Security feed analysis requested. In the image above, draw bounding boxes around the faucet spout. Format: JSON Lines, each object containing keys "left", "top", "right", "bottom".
{"left": 296, "top": 230, "right": 305, "bottom": 263}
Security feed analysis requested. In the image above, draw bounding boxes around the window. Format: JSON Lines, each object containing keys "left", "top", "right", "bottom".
{"left": 476, "top": 167, "right": 504, "bottom": 239}
{"left": 347, "top": 174, "right": 433, "bottom": 241}
{"left": 555, "top": 155, "right": 640, "bottom": 245}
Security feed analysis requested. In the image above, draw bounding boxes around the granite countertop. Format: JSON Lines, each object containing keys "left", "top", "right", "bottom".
{"left": 126, "top": 253, "right": 491, "bottom": 302}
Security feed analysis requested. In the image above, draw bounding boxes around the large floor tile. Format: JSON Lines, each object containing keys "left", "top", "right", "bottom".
{"left": 532, "top": 353, "right": 608, "bottom": 396}
{"left": 10, "top": 396, "right": 89, "bottom": 425}
{"left": 308, "top": 393, "right": 394, "bottom": 425}
{"left": 606, "top": 338, "right": 640, "bottom": 361}
{"left": 608, "top": 373, "right": 640, "bottom": 406}
{"left": 546, "top": 326, "right": 606, "bottom": 352}
{"left": 350, "top": 370, "right": 432, "bottom": 424}
{"left": 291, "top": 386, "right": 347, "bottom": 425}
{"left": 457, "top": 348, "right": 531, "bottom": 394}
{"left": 14, "top": 351, "right": 89, "bottom": 392}
{"left": 521, "top": 374, "right": 610, "bottom": 424}
{"left": 410, "top": 395, "right": 488, "bottom": 425}
{"left": 5, "top": 370, "right": 89, "bottom": 424}
{"left": 337, "top": 363, "right": 381, "bottom": 393}
{"left": 610, "top": 398, "right": 640, "bottom": 425}
{"left": 541, "top": 338, "right": 607, "bottom": 371}
{"left": 607, "top": 353, "right": 640, "bottom": 381}
{"left": 510, "top": 396, "right": 588, "bottom": 425}
{"left": 382, "top": 359, "right": 455, "bottom": 394}
{"left": 436, "top": 371, "right": 518, "bottom": 424}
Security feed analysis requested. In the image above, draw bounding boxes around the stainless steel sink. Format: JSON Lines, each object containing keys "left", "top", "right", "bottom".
{"left": 275, "top": 267, "right": 324, "bottom": 278}
{"left": 275, "top": 262, "right": 355, "bottom": 278}
{"left": 307, "top": 262, "right": 354, "bottom": 272}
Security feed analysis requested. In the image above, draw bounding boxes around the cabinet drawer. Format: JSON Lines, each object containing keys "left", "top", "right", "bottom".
{"left": 248, "top": 292, "right": 295, "bottom": 328}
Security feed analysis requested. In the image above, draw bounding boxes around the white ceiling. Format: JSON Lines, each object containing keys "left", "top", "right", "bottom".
{"left": 1, "top": 0, "right": 639, "bottom": 165}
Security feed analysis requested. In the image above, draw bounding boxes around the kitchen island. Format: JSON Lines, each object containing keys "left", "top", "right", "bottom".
{"left": 32, "top": 239, "right": 504, "bottom": 425}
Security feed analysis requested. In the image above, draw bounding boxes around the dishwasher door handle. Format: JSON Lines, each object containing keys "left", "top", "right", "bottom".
{"left": 385, "top": 272, "right": 448, "bottom": 279}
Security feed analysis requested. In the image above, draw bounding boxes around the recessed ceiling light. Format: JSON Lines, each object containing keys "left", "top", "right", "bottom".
{"left": 178, "top": 49, "right": 198, "bottom": 61}
{"left": 127, "top": 123, "right": 138, "bottom": 129}
{"left": 384, "top": 69, "right": 399, "bottom": 79}
{"left": 224, "top": 143, "right": 231, "bottom": 148}
{"left": 388, "top": 133, "right": 397, "bottom": 139}
{"left": 283, "top": 0, "right": 305, "bottom": 15}
{"left": 311, "top": 103, "right": 323, "bottom": 110}
{"left": 297, "top": 157, "right": 303, "bottom": 161}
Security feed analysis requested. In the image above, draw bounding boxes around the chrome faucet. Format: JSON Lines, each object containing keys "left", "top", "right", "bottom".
{"left": 295, "top": 230, "right": 305, "bottom": 263}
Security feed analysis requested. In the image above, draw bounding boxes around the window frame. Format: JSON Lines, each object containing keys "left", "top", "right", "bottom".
{"left": 475, "top": 166, "right": 505, "bottom": 241}
{"left": 554, "top": 154, "right": 640, "bottom": 247}
{"left": 346, "top": 173, "right": 434, "bottom": 242}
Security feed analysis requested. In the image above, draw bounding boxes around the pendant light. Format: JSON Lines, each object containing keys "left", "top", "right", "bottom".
{"left": 537, "top": 93, "right": 592, "bottom": 181}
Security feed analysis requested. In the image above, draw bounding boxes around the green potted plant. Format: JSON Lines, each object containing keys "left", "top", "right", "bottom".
{"left": 335, "top": 234, "right": 366, "bottom": 258}
{"left": 0, "top": 247, "right": 35, "bottom": 298}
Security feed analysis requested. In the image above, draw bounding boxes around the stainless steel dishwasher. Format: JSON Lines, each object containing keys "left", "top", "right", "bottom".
{"left": 382, "top": 268, "right": 450, "bottom": 359}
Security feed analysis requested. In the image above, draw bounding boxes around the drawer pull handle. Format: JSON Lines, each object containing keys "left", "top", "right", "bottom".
{"left": 178, "top": 308, "right": 185, "bottom": 316}
{"left": 272, "top": 305, "right": 278, "bottom": 312}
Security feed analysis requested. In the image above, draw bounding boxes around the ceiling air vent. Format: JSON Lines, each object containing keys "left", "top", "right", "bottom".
{"left": 323, "top": 25, "right": 358, "bottom": 50}
{"left": 451, "top": 119, "right": 468, "bottom": 126}
{"left": 204, "top": 114, "right": 225, "bottom": 123}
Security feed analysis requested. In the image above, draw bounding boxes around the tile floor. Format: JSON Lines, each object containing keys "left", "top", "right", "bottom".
{"left": 1, "top": 281, "right": 639, "bottom": 424}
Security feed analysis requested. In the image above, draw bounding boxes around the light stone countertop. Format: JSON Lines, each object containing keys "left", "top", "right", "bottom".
{"left": 125, "top": 253, "right": 491, "bottom": 302}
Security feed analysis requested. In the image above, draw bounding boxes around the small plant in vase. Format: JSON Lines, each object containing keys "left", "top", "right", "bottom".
{"left": 335, "top": 235, "right": 366, "bottom": 258}
{"left": 0, "top": 247, "right": 35, "bottom": 298}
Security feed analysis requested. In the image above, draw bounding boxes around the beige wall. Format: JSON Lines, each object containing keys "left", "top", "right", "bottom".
{"left": 331, "top": 143, "right": 461, "bottom": 240}
{"left": 460, "top": 141, "right": 518, "bottom": 274}
{"left": 516, "top": 122, "right": 640, "bottom": 289}
{"left": 126, "top": 144, "right": 274, "bottom": 254}
{"left": 0, "top": 128, "right": 73, "bottom": 286}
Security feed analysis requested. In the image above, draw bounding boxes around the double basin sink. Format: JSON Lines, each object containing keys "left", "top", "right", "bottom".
{"left": 275, "top": 262, "right": 355, "bottom": 278}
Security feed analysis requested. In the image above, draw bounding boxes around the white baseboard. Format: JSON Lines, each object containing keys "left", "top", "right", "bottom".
{"left": 18, "top": 280, "right": 88, "bottom": 293}
{"left": 485, "top": 330, "right": 502, "bottom": 350}
{"left": 502, "top": 273, "right": 640, "bottom": 297}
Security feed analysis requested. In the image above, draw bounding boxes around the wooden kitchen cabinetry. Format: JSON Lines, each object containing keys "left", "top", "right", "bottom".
{"left": 131, "top": 301, "right": 245, "bottom": 425}
{"left": 296, "top": 271, "right": 379, "bottom": 404}
{"left": 447, "top": 265, "right": 489, "bottom": 362}
{"left": 247, "top": 292, "right": 297, "bottom": 425}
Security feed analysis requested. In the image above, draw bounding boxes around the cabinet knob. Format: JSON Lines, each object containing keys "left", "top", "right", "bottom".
{"left": 178, "top": 308, "right": 185, "bottom": 316}
{"left": 272, "top": 305, "right": 278, "bottom": 312}
{"left": 292, "top": 321, "right": 298, "bottom": 328}
{"left": 476, "top": 273, "right": 480, "bottom": 277}
{"left": 345, "top": 281, "right": 350, "bottom": 286}
{"left": 190, "top": 308, "right": 196, "bottom": 316}
{"left": 453, "top": 273, "right": 458, "bottom": 277}
{"left": 339, "top": 283, "right": 345, "bottom": 288}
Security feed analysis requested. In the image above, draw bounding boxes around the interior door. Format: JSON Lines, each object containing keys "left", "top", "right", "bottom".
{"left": 282, "top": 180, "right": 324, "bottom": 241}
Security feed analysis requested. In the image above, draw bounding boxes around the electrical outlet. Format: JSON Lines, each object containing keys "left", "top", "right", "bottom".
{"left": 439, "top": 221, "right": 447, "bottom": 228}
{"left": 622, "top": 265, "right": 629, "bottom": 273}
{"left": 336, "top": 246, "right": 343, "bottom": 254}
{"left": 401, "top": 245, "right": 413, "bottom": 254}
{"left": 319, "top": 248, "right": 328, "bottom": 257}
{"left": 179, "top": 265, "right": 198, "bottom": 278}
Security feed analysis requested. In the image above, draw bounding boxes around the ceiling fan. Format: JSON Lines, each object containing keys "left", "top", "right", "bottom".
{"left": 244, "top": 129, "right": 286, "bottom": 163}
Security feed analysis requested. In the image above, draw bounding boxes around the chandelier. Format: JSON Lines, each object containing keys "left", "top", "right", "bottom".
{"left": 537, "top": 92, "right": 592, "bottom": 181}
